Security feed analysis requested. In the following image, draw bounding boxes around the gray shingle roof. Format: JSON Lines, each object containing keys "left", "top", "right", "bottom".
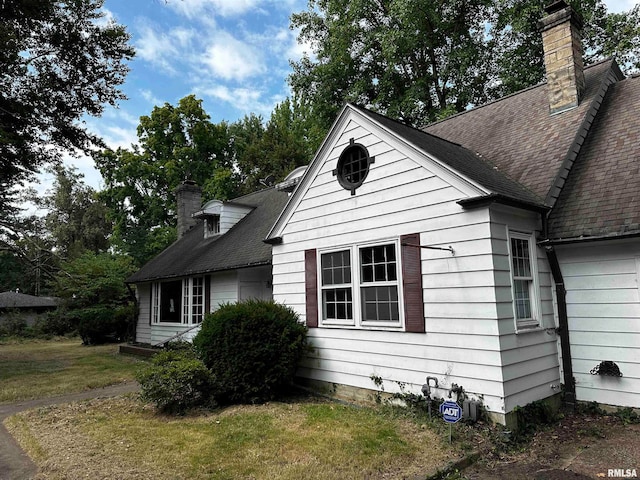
{"left": 352, "top": 104, "right": 544, "bottom": 207}
{"left": 547, "top": 74, "right": 640, "bottom": 240}
{"left": 126, "top": 187, "right": 290, "bottom": 283}
{"left": 0, "top": 291, "right": 59, "bottom": 309}
{"left": 424, "top": 60, "right": 614, "bottom": 202}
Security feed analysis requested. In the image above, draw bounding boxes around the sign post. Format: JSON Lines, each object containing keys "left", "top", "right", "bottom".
{"left": 439, "top": 400, "right": 462, "bottom": 444}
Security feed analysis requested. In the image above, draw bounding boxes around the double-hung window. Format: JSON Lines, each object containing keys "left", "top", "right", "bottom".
{"left": 509, "top": 232, "right": 540, "bottom": 330}
{"left": 360, "top": 244, "right": 400, "bottom": 324}
{"left": 321, "top": 250, "right": 353, "bottom": 325}
{"left": 320, "top": 241, "right": 401, "bottom": 329}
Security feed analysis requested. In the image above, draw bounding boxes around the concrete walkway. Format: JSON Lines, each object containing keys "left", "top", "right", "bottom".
{"left": 0, "top": 383, "right": 139, "bottom": 480}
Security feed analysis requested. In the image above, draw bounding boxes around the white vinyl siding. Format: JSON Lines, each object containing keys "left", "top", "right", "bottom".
{"left": 272, "top": 113, "right": 512, "bottom": 415}
{"left": 134, "top": 283, "right": 151, "bottom": 344}
{"left": 209, "top": 271, "right": 238, "bottom": 311}
{"left": 491, "top": 207, "right": 559, "bottom": 412}
{"left": 557, "top": 240, "right": 640, "bottom": 409}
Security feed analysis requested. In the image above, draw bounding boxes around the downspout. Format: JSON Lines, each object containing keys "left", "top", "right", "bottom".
{"left": 542, "top": 221, "right": 576, "bottom": 409}
{"left": 125, "top": 283, "right": 138, "bottom": 344}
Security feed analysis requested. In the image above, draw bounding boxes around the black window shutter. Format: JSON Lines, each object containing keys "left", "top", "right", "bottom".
{"left": 204, "top": 275, "right": 211, "bottom": 314}
{"left": 148, "top": 283, "right": 153, "bottom": 326}
{"left": 401, "top": 233, "right": 425, "bottom": 333}
{"left": 305, "top": 249, "right": 318, "bottom": 328}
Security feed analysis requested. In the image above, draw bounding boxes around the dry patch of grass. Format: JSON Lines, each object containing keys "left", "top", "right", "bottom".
{"left": 5, "top": 395, "right": 460, "bottom": 480}
{"left": 0, "top": 338, "right": 143, "bottom": 403}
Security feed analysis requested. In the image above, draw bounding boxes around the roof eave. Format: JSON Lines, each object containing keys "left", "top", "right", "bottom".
{"left": 458, "top": 194, "right": 550, "bottom": 214}
{"left": 541, "top": 230, "right": 640, "bottom": 246}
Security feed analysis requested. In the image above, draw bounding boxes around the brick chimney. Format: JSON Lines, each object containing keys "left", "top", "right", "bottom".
{"left": 175, "top": 180, "right": 202, "bottom": 239}
{"left": 539, "top": 0, "right": 585, "bottom": 114}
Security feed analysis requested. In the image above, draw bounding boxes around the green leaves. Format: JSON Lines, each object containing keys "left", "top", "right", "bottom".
{"left": 0, "top": 0, "right": 133, "bottom": 217}
{"left": 289, "top": 0, "right": 640, "bottom": 128}
{"left": 95, "top": 95, "right": 233, "bottom": 265}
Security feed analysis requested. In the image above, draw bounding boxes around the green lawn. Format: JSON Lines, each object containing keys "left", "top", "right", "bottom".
{"left": 1, "top": 338, "right": 466, "bottom": 479}
{"left": 0, "top": 338, "right": 143, "bottom": 403}
{"left": 6, "top": 395, "right": 459, "bottom": 480}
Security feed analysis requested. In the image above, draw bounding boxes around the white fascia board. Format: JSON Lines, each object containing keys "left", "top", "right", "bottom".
{"left": 265, "top": 104, "right": 354, "bottom": 241}
{"left": 353, "top": 108, "right": 490, "bottom": 198}
{"left": 265, "top": 104, "right": 490, "bottom": 241}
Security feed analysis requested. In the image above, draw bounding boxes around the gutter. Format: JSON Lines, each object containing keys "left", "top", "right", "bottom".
{"left": 542, "top": 243, "right": 576, "bottom": 409}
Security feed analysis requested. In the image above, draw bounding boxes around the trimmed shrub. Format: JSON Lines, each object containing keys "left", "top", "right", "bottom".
{"left": 193, "top": 300, "right": 308, "bottom": 404}
{"left": 136, "top": 349, "right": 214, "bottom": 414}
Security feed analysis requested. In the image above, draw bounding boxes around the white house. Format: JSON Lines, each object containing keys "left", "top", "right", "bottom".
{"left": 127, "top": 0, "right": 640, "bottom": 424}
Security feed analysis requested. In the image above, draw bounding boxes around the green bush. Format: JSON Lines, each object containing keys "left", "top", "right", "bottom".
{"left": 0, "top": 313, "right": 28, "bottom": 337}
{"left": 193, "top": 300, "right": 308, "bottom": 404}
{"left": 33, "top": 308, "right": 77, "bottom": 337}
{"left": 136, "top": 349, "right": 214, "bottom": 414}
{"left": 77, "top": 304, "right": 133, "bottom": 345}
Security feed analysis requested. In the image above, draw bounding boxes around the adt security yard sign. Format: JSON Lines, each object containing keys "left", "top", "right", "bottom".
{"left": 440, "top": 400, "right": 462, "bottom": 444}
{"left": 440, "top": 401, "right": 462, "bottom": 423}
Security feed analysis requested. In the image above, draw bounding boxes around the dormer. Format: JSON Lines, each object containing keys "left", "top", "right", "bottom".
{"left": 192, "top": 199, "right": 253, "bottom": 238}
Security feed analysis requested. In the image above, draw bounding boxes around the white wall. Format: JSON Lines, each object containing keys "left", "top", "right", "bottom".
{"left": 272, "top": 111, "right": 552, "bottom": 417}
{"left": 135, "top": 283, "right": 151, "bottom": 344}
{"left": 557, "top": 239, "right": 640, "bottom": 408}
{"left": 210, "top": 270, "right": 238, "bottom": 310}
{"left": 490, "top": 207, "right": 560, "bottom": 411}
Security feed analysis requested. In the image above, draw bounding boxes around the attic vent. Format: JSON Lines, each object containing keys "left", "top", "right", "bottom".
{"left": 333, "top": 139, "right": 375, "bottom": 195}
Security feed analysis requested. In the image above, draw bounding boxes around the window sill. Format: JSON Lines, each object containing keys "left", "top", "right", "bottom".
{"left": 318, "top": 323, "right": 405, "bottom": 332}
{"left": 515, "top": 323, "right": 543, "bottom": 334}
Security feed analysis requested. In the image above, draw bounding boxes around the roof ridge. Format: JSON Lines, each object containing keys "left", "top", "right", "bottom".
{"left": 423, "top": 58, "right": 615, "bottom": 129}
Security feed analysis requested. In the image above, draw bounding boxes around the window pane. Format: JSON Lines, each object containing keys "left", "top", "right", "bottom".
{"left": 513, "top": 279, "right": 532, "bottom": 319}
{"left": 160, "top": 280, "right": 182, "bottom": 323}
{"left": 323, "top": 288, "right": 353, "bottom": 321}
{"left": 362, "top": 264, "right": 373, "bottom": 282}
{"left": 321, "top": 250, "right": 351, "bottom": 285}
{"left": 511, "top": 238, "right": 531, "bottom": 277}
{"left": 361, "top": 286, "right": 399, "bottom": 322}
{"left": 360, "top": 244, "right": 397, "bottom": 283}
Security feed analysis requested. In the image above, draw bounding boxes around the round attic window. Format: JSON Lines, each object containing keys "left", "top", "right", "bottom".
{"left": 335, "top": 142, "right": 373, "bottom": 194}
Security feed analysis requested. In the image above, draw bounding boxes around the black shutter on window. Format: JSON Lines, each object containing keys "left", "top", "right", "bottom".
{"left": 204, "top": 275, "right": 211, "bottom": 314}
{"left": 148, "top": 283, "right": 153, "bottom": 326}
{"left": 401, "top": 233, "right": 425, "bottom": 333}
{"left": 305, "top": 249, "right": 318, "bottom": 328}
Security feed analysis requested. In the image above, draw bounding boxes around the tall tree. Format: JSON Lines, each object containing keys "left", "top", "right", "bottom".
{"left": 491, "top": 0, "right": 640, "bottom": 97}
{"left": 43, "top": 166, "right": 111, "bottom": 260}
{"left": 290, "top": 0, "right": 494, "bottom": 132}
{"left": 94, "top": 95, "right": 233, "bottom": 265}
{"left": 290, "top": 0, "right": 640, "bottom": 129}
{"left": 233, "top": 97, "right": 318, "bottom": 194}
{"left": 0, "top": 0, "right": 134, "bottom": 221}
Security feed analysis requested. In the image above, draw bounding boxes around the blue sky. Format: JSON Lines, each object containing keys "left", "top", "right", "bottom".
{"left": 43, "top": 0, "right": 637, "bottom": 199}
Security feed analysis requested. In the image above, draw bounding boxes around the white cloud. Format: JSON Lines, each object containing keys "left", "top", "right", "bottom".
{"left": 201, "top": 32, "right": 265, "bottom": 81}
{"left": 135, "top": 24, "right": 183, "bottom": 74}
{"left": 140, "top": 89, "right": 164, "bottom": 106}
{"left": 164, "top": 0, "right": 260, "bottom": 19}
{"left": 201, "top": 85, "right": 278, "bottom": 116}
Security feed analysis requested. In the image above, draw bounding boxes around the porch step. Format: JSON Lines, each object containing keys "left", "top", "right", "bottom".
{"left": 119, "top": 344, "right": 159, "bottom": 358}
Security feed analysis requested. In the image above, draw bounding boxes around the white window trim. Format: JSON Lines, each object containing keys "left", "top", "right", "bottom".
{"left": 318, "top": 239, "right": 404, "bottom": 330}
{"left": 182, "top": 277, "right": 204, "bottom": 325}
{"left": 151, "top": 277, "right": 204, "bottom": 325}
{"left": 507, "top": 230, "right": 541, "bottom": 332}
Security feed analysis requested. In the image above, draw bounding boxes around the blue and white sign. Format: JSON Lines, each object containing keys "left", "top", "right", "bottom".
{"left": 439, "top": 401, "right": 462, "bottom": 423}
